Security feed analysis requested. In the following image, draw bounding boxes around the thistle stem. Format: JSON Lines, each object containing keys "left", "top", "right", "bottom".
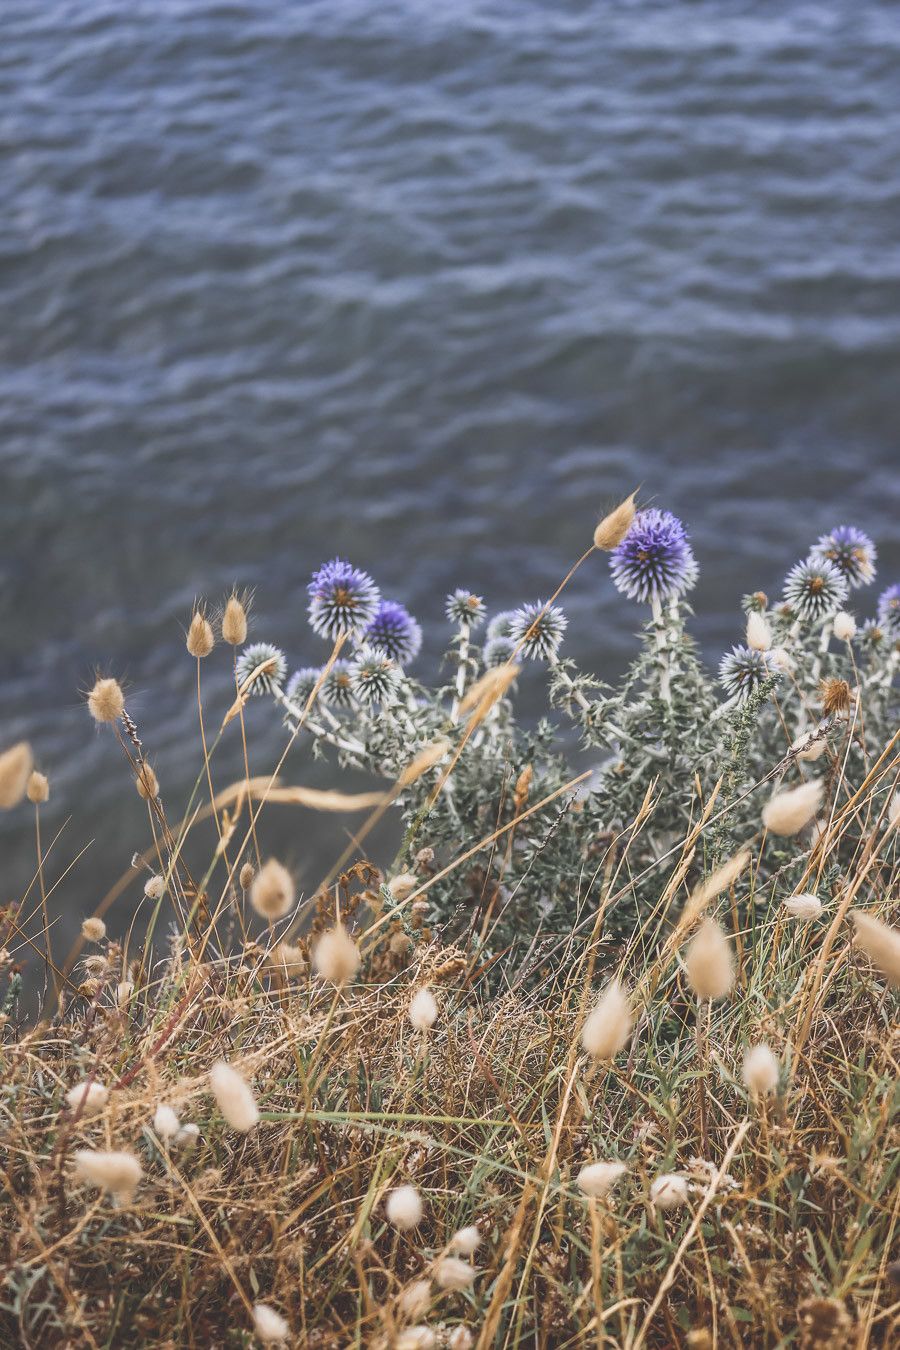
{"left": 650, "top": 597, "right": 672, "bottom": 705}
{"left": 450, "top": 621, "right": 471, "bottom": 723}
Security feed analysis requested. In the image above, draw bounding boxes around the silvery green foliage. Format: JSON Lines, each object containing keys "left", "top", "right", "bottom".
{"left": 257, "top": 536, "right": 897, "bottom": 960}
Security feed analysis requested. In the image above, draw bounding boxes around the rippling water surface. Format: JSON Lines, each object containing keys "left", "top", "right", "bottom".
{"left": 1, "top": 1, "right": 898, "bottom": 935}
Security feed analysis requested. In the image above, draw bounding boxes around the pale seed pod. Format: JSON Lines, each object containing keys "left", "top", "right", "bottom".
{"left": 0, "top": 742, "right": 33, "bottom": 810}
{"left": 312, "top": 924, "right": 360, "bottom": 986}
{"left": 685, "top": 918, "right": 734, "bottom": 1001}
{"left": 116, "top": 980, "right": 134, "bottom": 1006}
{"left": 73, "top": 1148, "right": 142, "bottom": 1203}
{"left": 593, "top": 491, "right": 637, "bottom": 550}
{"left": 746, "top": 611, "right": 772, "bottom": 651}
{"left": 791, "top": 731, "right": 827, "bottom": 762}
{"left": 210, "top": 1061, "right": 259, "bottom": 1132}
{"left": 66, "top": 1081, "right": 108, "bottom": 1116}
{"left": 580, "top": 980, "right": 632, "bottom": 1061}
{"left": 252, "top": 1303, "right": 289, "bottom": 1343}
{"left": 448, "top": 1330, "right": 474, "bottom": 1350}
{"left": 851, "top": 912, "right": 900, "bottom": 988}
{"left": 222, "top": 594, "right": 248, "bottom": 646}
{"left": 398, "top": 1279, "right": 432, "bottom": 1320}
{"left": 26, "top": 770, "right": 49, "bottom": 803}
{"left": 434, "top": 1256, "right": 476, "bottom": 1291}
{"left": 782, "top": 892, "right": 823, "bottom": 921}
{"left": 239, "top": 862, "right": 255, "bottom": 890}
{"left": 153, "top": 1103, "right": 180, "bottom": 1140}
{"left": 650, "top": 1173, "right": 688, "bottom": 1209}
{"left": 396, "top": 1330, "right": 436, "bottom": 1350}
{"left": 249, "top": 859, "right": 295, "bottom": 922}
{"left": 576, "top": 1161, "right": 627, "bottom": 1199}
{"left": 450, "top": 1224, "right": 481, "bottom": 1255}
{"left": 386, "top": 1183, "right": 423, "bottom": 1231}
{"left": 187, "top": 611, "right": 215, "bottom": 658}
{"left": 81, "top": 917, "right": 107, "bottom": 942}
{"left": 409, "top": 987, "right": 438, "bottom": 1030}
{"left": 144, "top": 874, "right": 165, "bottom": 900}
{"left": 388, "top": 872, "right": 419, "bottom": 901}
{"left": 833, "top": 611, "right": 856, "bottom": 641}
{"left": 135, "top": 763, "right": 159, "bottom": 800}
{"left": 742, "top": 1044, "right": 780, "bottom": 1096}
{"left": 762, "top": 779, "right": 823, "bottom": 836}
{"left": 88, "top": 677, "right": 125, "bottom": 724}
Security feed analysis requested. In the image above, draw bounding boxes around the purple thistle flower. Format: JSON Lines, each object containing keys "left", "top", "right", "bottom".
{"left": 783, "top": 558, "right": 848, "bottom": 622}
{"left": 235, "top": 642, "right": 287, "bottom": 696}
{"left": 509, "top": 601, "right": 567, "bottom": 660}
{"left": 445, "top": 589, "right": 486, "bottom": 628}
{"left": 877, "top": 583, "right": 900, "bottom": 637}
{"left": 718, "top": 645, "right": 780, "bottom": 703}
{"left": 809, "top": 526, "right": 877, "bottom": 588}
{"left": 363, "top": 600, "right": 422, "bottom": 665}
{"left": 609, "top": 509, "right": 696, "bottom": 605}
{"left": 307, "top": 559, "right": 380, "bottom": 640}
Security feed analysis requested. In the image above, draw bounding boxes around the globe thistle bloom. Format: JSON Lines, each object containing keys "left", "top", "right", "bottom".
{"left": 486, "top": 609, "right": 517, "bottom": 640}
{"left": 235, "top": 642, "right": 287, "bottom": 696}
{"left": 876, "top": 583, "right": 900, "bottom": 638}
{"left": 859, "top": 619, "right": 885, "bottom": 649}
{"left": 718, "top": 645, "right": 779, "bottom": 703}
{"left": 363, "top": 600, "right": 422, "bottom": 665}
{"left": 285, "top": 667, "right": 320, "bottom": 707}
{"left": 349, "top": 648, "right": 400, "bottom": 705}
{"left": 782, "top": 558, "right": 848, "bottom": 622}
{"left": 509, "top": 601, "right": 568, "bottom": 661}
{"left": 483, "top": 635, "right": 516, "bottom": 668}
{"left": 320, "top": 659, "right": 355, "bottom": 707}
{"left": 446, "top": 589, "right": 486, "bottom": 628}
{"left": 810, "top": 526, "right": 876, "bottom": 588}
{"left": 307, "top": 558, "right": 380, "bottom": 640}
{"left": 609, "top": 509, "right": 696, "bottom": 605}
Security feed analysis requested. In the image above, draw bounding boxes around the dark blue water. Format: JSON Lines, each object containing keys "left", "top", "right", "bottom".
{"left": 2, "top": 1, "right": 899, "bottom": 937}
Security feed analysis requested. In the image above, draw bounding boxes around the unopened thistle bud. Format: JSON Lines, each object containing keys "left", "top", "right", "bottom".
{"left": 210, "top": 1060, "right": 259, "bottom": 1131}
{"left": 312, "top": 924, "right": 360, "bottom": 986}
{"left": 26, "top": 770, "right": 49, "bottom": 803}
{"left": 685, "top": 918, "right": 734, "bottom": 1001}
{"left": 73, "top": 1148, "right": 142, "bottom": 1204}
{"left": 742, "top": 1044, "right": 780, "bottom": 1097}
{"left": 833, "top": 611, "right": 856, "bottom": 641}
{"left": 66, "top": 1080, "right": 109, "bottom": 1115}
{"left": 851, "top": 912, "right": 900, "bottom": 988}
{"left": 81, "top": 917, "right": 107, "bottom": 942}
{"left": 135, "top": 763, "right": 159, "bottom": 800}
{"left": 222, "top": 594, "right": 248, "bottom": 646}
{"left": 434, "top": 1257, "right": 476, "bottom": 1290}
{"left": 386, "top": 1183, "right": 423, "bottom": 1231}
{"left": 580, "top": 980, "right": 632, "bottom": 1061}
{"left": 153, "top": 1103, "right": 180, "bottom": 1140}
{"left": 593, "top": 491, "right": 637, "bottom": 550}
{"left": 0, "top": 741, "right": 33, "bottom": 809}
{"left": 239, "top": 862, "right": 255, "bottom": 890}
{"left": 409, "top": 987, "right": 438, "bottom": 1030}
{"left": 650, "top": 1173, "right": 689, "bottom": 1209}
{"left": 576, "top": 1160, "right": 627, "bottom": 1199}
{"left": 252, "top": 1303, "right": 289, "bottom": 1343}
{"left": 249, "top": 858, "right": 295, "bottom": 921}
{"left": 450, "top": 1224, "right": 481, "bottom": 1255}
{"left": 762, "top": 779, "right": 823, "bottom": 836}
{"left": 144, "top": 874, "right": 165, "bottom": 900}
{"left": 746, "top": 611, "right": 772, "bottom": 651}
{"left": 782, "top": 892, "right": 823, "bottom": 921}
{"left": 88, "top": 677, "right": 125, "bottom": 724}
{"left": 187, "top": 610, "right": 215, "bottom": 658}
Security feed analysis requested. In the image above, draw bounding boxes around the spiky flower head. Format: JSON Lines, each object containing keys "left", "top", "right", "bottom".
{"left": 718, "top": 645, "right": 780, "bottom": 703}
{"left": 235, "top": 642, "right": 287, "bottom": 696}
{"left": 363, "top": 600, "right": 422, "bottom": 664}
{"left": 483, "top": 635, "right": 516, "bottom": 668}
{"left": 349, "top": 648, "right": 400, "bottom": 705}
{"left": 307, "top": 558, "right": 380, "bottom": 640}
{"left": 609, "top": 509, "right": 696, "bottom": 605}
{"left": 782, "top": 558, "right": 848, "bottom": 622}
{"left": 876, "top": 583, "right": 900, "bottom": 638}
{"left": 445, "top": 589, "right": 486, "bottom": 628}
{"left": 509, "top": 601, "right": 567, "bottom": 660}
{"left": 810, "top": 525, "right": 876, "bottom": 588}
{"left": 285, "top": 667, "right": 320, "bottom": 707}
{"left": 859, "top": 618, "right": 885, "bottom": 649}
{"left": 486, "top": 609, "right": 517, "bottom": 640}
{"left": 320, "top": 659, "right": 355, "bottom": 707}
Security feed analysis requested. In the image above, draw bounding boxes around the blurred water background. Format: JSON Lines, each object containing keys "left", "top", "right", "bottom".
{"left": 1, "top": 0, "right": 898, "bottom": 955}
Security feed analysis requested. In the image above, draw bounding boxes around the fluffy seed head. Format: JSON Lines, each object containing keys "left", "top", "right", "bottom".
{"left": 593, "top": 492, "right": 637, "bottom": 550}
{"left": 833, "top": 611, "right": 857, "bottom": 641}
{"left": 116, "top": 980, "right": 134, "bottom": 1006}
{"left": 153, "top": 1103, "right": 180, "bottom": 1140}
{"left": 398, "top": 1280, "right": 432, "bottom": 1320}
{"left": 851, "top": 912, "right": 900, "bottom": 988}
{"left": 312, "top": 924, "right": 360, "bottom": 986}
{"left": 175, "top": 1123, "right": 200, "bottom": 1150}
{"left": 890, "top": 791, "right": 900, "bottom": 827}
{"left": 434, "top": 1256, "right": 476, "bottom": 1290}
{"left": 210, "top": 1061, "right": 259, "bottom": 1131}
{"left": 270, "top": 941, "right": 306, "bottom": 977}
{"left": 26, "top": 770, "right": 49, "bottom": 803}
{"left": 448, "top": 1330, "right": 474, "bottom": 1350}
{"left": 610, "top": 508, "right": 696, "bottom": 604}
{"left": 73, "top": 1149, "right": 142, "bottom": 1203}
{"left": 742, "top": 1044, "right": 780, "bottom": 1096}
{"left": 81, "top": 917, "right": 107, "bottom": 942}
{"left": 576, "top": 1161, "right": 628, "bottom": 1199}
{"left": 762, "top": 779, "right": 824, "bottom": 836}
{"left": 88, "top": 678, "right": 125, "bottom": 724}
{"left": 396, "top": 1330, "right": 436, "bottom": 1350}
{"left": 144, "top": 874, "right": 165, "bottom": 900}
{"left": 690, "top": 848, "right": 750, "bottom": 911}
{"left": 685, "top": 919, "right": 734, "bottom": 1001}
{"left": 783, "top": 892, "right": 823, "bottom": 921}
{"left": 0, "top": 741, "right": 34, "bottom": 809}
{"left": 187, "top": 611, "right": 215, "bottom": 658}
{"left": 746, "top": 611, "right": 772, "bottom": 651}
{"left": 239, "top": 862, "right": 255, "bottom": 890}
{"left": 581, "top": 981, "right": 632, "bottom": 1061}
{"left": 252, "top": 1303, "right": 289, "bottom": 1343}
{"left": 135, "top": 763, "right": 159, "bottom": 800}
{"left": 386, "top": 1183, "right": 423, "bottom": 1231}
{"left": 249, "top": 858, "right": 294, "bottom": 922}
{"left": 791, "top": 732, "right": 827, "bottom": 762}
{"left": 66, "top": 1080, "right": 109, "bottom": 1115}
{"left": 409, "top": 987, "right": 438, "bottom": 1030}
{"left": 363, "top": 600, "right": 423, "bottom": 664}
{"left": 388, "top": 872, "right": 419, "bottom": 901}
{"left": 450, "top": 1225, "right": 481, "bottom": 1256}
{"left": 222, "top": 594, "right": 248, "bottom": 645}
{"left": 651, "top": 1173, "right": 689, "bottom": 1209}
